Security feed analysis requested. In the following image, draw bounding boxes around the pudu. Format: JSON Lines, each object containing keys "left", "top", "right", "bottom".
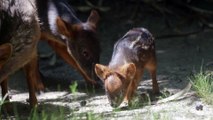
{"left": 95, "top": 28, "right": 159, "bottom": 107}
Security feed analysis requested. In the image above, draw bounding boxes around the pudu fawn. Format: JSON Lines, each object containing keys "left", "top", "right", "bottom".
{"left": 95, "top": 28, "right": 160, "bottom": 107}
{"left": 0, "top": 0, "right": 41, "bottom": 108}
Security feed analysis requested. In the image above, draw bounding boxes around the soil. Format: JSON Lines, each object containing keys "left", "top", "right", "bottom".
{"left": 1, "top": 1, "right": 213, "bottom": 119}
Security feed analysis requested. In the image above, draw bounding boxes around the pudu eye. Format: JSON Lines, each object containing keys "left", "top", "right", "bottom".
{"left": 82, "top": 49, "right": 90, "bottom": 60}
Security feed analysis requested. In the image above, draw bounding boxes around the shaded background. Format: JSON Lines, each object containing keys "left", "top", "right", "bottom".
{"left": 8, "top": 0, "right": 213, "bottom": 91}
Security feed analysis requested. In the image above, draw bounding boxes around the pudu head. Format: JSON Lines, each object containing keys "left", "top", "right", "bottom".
{"left": 95, "top": 63, "right": 136, "bottom": 107}
{"left": 56, "top": 10, "right": 101, "bottom": 84}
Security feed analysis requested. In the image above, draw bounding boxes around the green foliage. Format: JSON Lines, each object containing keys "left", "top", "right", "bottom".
{"left": 70, "top": 81, "right": 78, "bottom": 94}
{"left": 87, "top": 112, "right": 93, "bottom": 120}
{"left": 70, "top": 112, "right": 103, "bottom": 120}
{"left": 28, "top": 106, "right": 66, "bottom": 120}
{"left": 149, "top": 111, "right": 170, "bottom": 120}
{"left": 0, "top": 94, "right": 8, "bottom": 119}
{"left": 158, "top": 89, "right": 171, "bottom": 100}
{"left": 0, "top": 93, "right": 8, "bottom": 106}
{"left": 129, "top": 93, "right": 151, "bottom": 109}
{"left": 190, "top": 70, "right": 213, "bottom": 105}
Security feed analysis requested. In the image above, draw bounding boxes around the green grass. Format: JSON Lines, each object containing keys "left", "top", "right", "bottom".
{"left": 190, "top": 69, "right": 213, "bottom": 105}
{"left": 69, "top": 81, "right": 78, "bottom": 94}
{"left": 28, "top": 106, "right": 65, "bottom": 120}
{"left": 25, "top": 82, "right": 79, "bottom": 120}
{"left": 130, "top": 94, "right": 151, "bottom": 109}
{"left": 0, "top": 94, "right": 9, "bottom": 119}
{"left": 0, "top": 93, "right": 8, "bottom": 106}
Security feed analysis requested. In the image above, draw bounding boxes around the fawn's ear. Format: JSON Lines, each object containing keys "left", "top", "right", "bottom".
{"left": 0, "top": 43, "right": 13, "bottom": 66}
{"left": 56, "top": 17, "right": 72, "bottom": 38}
{"left": 87, "top": 10, "right": 100, "bottom": 28}
{"left": 95, "top": 64, "right": 111, "bottom": 82}
{"left": 121, "top": 63, "right": 136, "bottom": 80}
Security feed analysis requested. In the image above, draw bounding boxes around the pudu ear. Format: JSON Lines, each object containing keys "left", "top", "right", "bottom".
{"left": 56, "top": 17, "right": 72, "bottom": 38}
{"left": 0, "top": 43, "right": 13, "bottom": 66}
{"left": 95, "top": 64, "right": 111, "bottom": 82}
{"left": 121, "top": 63, "right": 136, "bottom": 80}
{"left": 87, "top": 10, "right": 100, "bottom": 29}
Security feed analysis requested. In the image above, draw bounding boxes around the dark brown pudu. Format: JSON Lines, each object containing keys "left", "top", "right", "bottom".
{"left": 0, "top": 0, "right": 42, "bottom": 108}
{"left": 95, "top": 28, "right": 160, "bottom": 107}
{"left": 37, "top": 0, "right": 101, "bottom": 86}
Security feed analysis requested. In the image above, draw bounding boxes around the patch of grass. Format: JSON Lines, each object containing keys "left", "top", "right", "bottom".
{"left": 70, "top": 81, "right": 78, "bottom": 94}
{"left": 157, "top": 89, "right": 171, "bottom": 100}
{"left": 129, "top": 94, "right": 151, "bottom": 109}
{"left": 0, "top": 96, "right": 5, "bottom": 110}
{"left": 69, "top": 81, "right": 79, "bottom": 102}
{"left": 0, "top": 93, "right": 8, "bottom": 106}
{"left": 0, "top": 94, "right": 9, "bottom": 118}
{"left": 70, "top": 112, "right": 103, "bottom": 120}
{"left": 1, "top": 103, "right": 68, "bottom": 120}
{"left": 28, "top": 106, "right": 66, "bottom": 120}
{"left": 150, "top": 111, "right": 171, "bottom": 120}
{"left": 86, "top": 112, "right": 102, "bottom": 120}
{"left": 190, "top": 69, "right": 213, "bottom": 105}
{"left": 145, "top": 106, "right": 172, "bottom": 120}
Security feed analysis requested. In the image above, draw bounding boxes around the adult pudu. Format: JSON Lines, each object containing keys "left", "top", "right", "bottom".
{"left": 36, "top": 0, "right": 101, "bottom": 86}
{"left": 0, "top": 0, "right": 42, "bottom": 108}
{"left": 95, "top": 28, "right": 160, "bottom": 108}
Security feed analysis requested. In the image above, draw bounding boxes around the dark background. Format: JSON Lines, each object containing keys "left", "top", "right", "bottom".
{"left": 9, "top": 0, "right": 213, "bottom": 91}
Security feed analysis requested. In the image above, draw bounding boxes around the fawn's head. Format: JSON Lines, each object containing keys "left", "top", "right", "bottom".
{"left": 95, "top": 63, "right": 136, "bottom": 107}
{"left": 0, "top": 43, "right": 12, "bottom": 69}
{"left": 56, "top": 10, "right": 100, "bottom": 83}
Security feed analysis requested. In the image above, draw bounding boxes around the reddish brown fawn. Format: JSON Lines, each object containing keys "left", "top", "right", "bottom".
{"left": 0, "top": 0, "right": 42, "bottom": 108}
{"left": 36, "top": 0, "right": 101, "bottom": 86}
{"left": 95, "top": 28, "right": 160, "bottom": 107}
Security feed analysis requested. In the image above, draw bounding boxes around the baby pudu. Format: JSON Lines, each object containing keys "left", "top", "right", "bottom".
{"left": 95, "top": 28, "right": 159, "bottom": 107}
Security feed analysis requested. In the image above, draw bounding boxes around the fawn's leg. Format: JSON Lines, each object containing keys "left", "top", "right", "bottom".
{"left": 23, "top": 55, "right": 38, "bottom": 107}
{"left": 122, "top": 71, "right": 143, "bottom": 106}
{"left": 146, "top": 58, "right": 160, "bottom": 94}
{"left": 149, "top": 68, "right": 159, "bottom": 94}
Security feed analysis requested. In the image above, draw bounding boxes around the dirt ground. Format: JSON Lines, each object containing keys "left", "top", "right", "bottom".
{"left": 1, "top": 0, "right": 213, "bottom": 119}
